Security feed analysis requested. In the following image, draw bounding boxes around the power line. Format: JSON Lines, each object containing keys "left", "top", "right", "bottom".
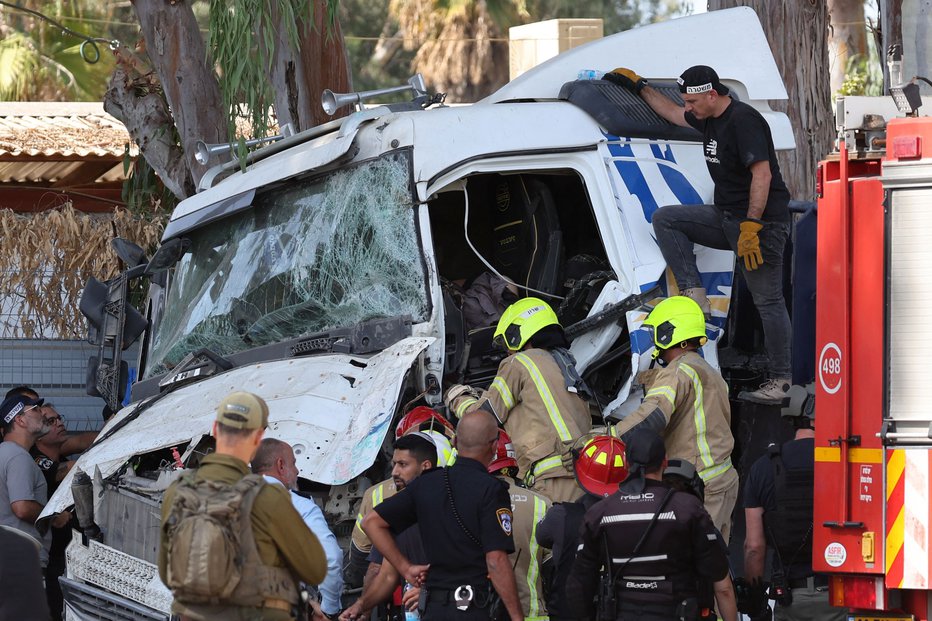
{"left": 0, "top": 0, "right": 120, "bottom": 63}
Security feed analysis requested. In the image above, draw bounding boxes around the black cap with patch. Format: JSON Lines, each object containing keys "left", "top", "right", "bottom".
{"left": 678, "top": 65, "right": 729, "bottom": 96}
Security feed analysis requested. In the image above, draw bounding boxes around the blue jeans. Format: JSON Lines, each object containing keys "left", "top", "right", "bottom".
{"left": 652, "top": 204, "right": 792, "bottom": 378}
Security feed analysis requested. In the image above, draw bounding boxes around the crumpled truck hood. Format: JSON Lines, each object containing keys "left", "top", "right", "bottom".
{"left": 41, "top": 336, "right": 433, "bottom": 518}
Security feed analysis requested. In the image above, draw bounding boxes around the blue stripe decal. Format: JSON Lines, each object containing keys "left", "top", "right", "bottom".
{"left": 632, "top": 327, "right": 655, "bottom": 355}
{"left": 699, "top": 271, "right": 732, "bottom": 297}
{"left": 648, "top": 144, "right": 703, "bottom": 207}
{"left": 607, "top": 137, "right": 659, "bottom": 219}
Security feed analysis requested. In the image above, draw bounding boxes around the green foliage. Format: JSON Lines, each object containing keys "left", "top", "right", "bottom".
{"left": 121, "top": 143, "right": 177, "bottom": 219}
{"left": 837, "top": 53, "right": 882, "bottom": 98}
{"left": 0, "top": 32, "right": 41, "bottom": 100}
{"left": 0, "top": 0, "right": 122, "bottom": 101}
{"left": 207, "top": 0, "right": 339, "bottom": 143}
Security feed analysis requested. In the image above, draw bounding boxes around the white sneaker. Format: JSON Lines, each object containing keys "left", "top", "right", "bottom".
{"left": 738, "top": 378, "right": 792, "bottom": 406}
{"left": 680, "top": 287, "right": 711, "bottom": 318}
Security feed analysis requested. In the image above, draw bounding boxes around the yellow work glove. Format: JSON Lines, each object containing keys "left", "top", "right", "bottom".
{"left": 605, "top": 68, "right": 648, "bottom": 93}
{"left": 737, "top": 219, "right": 765, "bottom": 271}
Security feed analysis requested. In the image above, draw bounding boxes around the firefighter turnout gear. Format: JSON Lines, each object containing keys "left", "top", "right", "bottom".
{"left": 448, "top": 347, "right": 591, "bottom": 503}
{"left": 566, "top": 478, "right": 730, "bottom": 621}
{"left": 613, "top": 350, "right": 738, "bottom": 541}
{"left": 158, "top": 453, "right": 327, "bottom": 621}
{"left": 351, "top": 477, "right": 397, "bottom": 555}
{"left": 495, "top": 475, "right": 552, "bottom": 620}
{"left": 573, "top": 435, "right": 628, "bottom": 498}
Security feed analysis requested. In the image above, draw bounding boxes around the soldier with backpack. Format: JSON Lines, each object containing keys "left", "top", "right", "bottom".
{"left": 158, "top": 391, "right": 328, "bottom": 621}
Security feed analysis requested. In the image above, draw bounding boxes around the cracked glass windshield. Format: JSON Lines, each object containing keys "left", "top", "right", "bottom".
{"left": 146, "top": 152, "right": 428, "bottom": 378}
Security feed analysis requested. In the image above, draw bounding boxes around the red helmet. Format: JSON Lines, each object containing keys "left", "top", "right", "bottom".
{"left": 574, "top": 435, "right": 628, "bottom": 497}
{"left": 488, "top": 429, "right": 518, "bottom": 474}
{"left": 395, "top": 406, "right": 455, "bottom": 439}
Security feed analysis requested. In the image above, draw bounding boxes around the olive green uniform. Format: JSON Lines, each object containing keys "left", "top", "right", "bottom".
{"left": 452, "top": 348, "right": 591, "bottom": 503}
{"left": 351, "top": 477, "right": 397, "bottom": 554}
{"left": 613, "top": 351, "right": 739, "bottom": 542}
{"left": 158, "top": 453, "right": 327, "bottom": 621}
{"left": 498, "top": 475, "right": 551, "bottom": 621}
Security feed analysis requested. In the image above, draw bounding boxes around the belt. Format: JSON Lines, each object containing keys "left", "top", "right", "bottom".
{"left": 788, "top": 575, "right": 829, "bottom": 590}
{"left": 425, "top": 584, "right": 492, "bottom": 604}
{"left": 262, "top": 598, "right": 293, "bottom": 612}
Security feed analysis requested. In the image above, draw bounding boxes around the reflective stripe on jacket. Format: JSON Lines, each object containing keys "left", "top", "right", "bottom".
{"left": 351, "top": 477, "right": 396, "bottom": 553}
{"left": 614, "top": 351, "right": 734, "bottom": 489}
{"left": 452, "top": 348, "right": 591, "bottom": 481}
{"left": 499, "top": 476, "right": 552, "bottom": 621}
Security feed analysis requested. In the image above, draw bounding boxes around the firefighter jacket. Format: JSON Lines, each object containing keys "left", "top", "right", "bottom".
{"left": 498, "top": 475, "right": 552, "bottom": 621}
{"left": 614, "top": 351, "right": 734, "bottom": 490}
{"left": 451, "top": 348, "right": 592, "bottom": 485}
{"left": 351, "top": 477, "right": 397, "bottom": 554}
{"left": 158, "top": 453, "right": 327, "bottom": 621}
{"left": 565, "top": 479, "right": 729, "bottom": 617}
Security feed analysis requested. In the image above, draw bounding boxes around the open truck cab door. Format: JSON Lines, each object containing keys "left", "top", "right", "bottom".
{"left": 44, "top": 8, "right": 793, "bottom": 619}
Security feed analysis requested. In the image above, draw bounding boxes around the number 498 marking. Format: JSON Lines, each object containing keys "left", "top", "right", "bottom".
{"left": 818, "top": 342, "right": 843, "bottom": 395}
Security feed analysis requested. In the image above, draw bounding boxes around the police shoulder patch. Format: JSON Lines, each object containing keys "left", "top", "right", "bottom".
{"left": 496, "top": 508, "right": 513, "bottom": 535}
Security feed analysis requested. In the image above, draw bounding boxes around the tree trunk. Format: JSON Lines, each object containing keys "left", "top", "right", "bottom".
{"left": 707, "top": 1, "right": 834, "bottom": 202}
{"left": 104, "top": 61, "right": 191, "bottom": 199}
{"left": 262, "top": 0, "right": 352, "bottom": 133}
{"left": 129, "top": 0, "right": 226, "bottom": 196}
{"left": 828, "top": 0, "right": 868, "bottom": 93}
{"left": 300, "top": 0, "right": 353, "bottom": 127}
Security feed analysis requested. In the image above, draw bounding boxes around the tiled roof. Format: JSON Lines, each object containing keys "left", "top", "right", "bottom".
{"left": 0, "top": 102, "right": 133, "bottom": 158}
{"left": 0, "top": 102, "right": 136, "bottom": 188}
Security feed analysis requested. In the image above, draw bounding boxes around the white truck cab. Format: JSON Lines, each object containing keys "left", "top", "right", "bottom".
{"left": 46, "top": 7, "right": 792, "bottom": 618}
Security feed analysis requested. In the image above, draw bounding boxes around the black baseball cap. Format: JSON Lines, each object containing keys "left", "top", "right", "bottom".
{"left": 1, "top": 395, "right": 44, "bottom": 425}
{"left": 678, "top": 65, "right": 729, "bottom": 96}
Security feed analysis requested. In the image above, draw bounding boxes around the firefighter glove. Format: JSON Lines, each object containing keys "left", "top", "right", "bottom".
{"left": 605, "top": 68, "right": 648, "bottom": 93}
{"left": 737, "top": 219, "right": 765, "bottom": 271}
{"left": 444, "top": 384, "right": 480, "bottom": 413}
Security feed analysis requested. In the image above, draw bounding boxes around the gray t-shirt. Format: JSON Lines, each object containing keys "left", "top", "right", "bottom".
{"left": 0, "top": 441, "right": 50, "bottom": 565}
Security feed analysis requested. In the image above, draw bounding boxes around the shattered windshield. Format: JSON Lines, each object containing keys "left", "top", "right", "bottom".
{"left": 145, "top": 151, "right": 428, "bottom": 378}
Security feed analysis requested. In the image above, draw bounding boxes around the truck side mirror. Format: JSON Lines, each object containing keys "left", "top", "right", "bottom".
{"left": 145, "top": 237, "right": 190, "bottom": 275}
{"left": 111, "top": 238, "right": 148, "bottom": 268}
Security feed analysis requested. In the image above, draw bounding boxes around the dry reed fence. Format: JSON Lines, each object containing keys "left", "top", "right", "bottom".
{"left": 0, "top": 203, "right": 163, "bottom": 339}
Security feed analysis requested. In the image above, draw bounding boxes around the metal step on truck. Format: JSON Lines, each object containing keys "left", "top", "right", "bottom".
{"left": 39, "top": 7, "right": 795, "bottom": 619}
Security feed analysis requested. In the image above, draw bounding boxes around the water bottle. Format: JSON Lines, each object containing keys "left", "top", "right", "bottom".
{"left": 577, "top": 69, "right": 605, "bottom": 80}
{"left": 403, "top": 582, "right": 420, "bottom": 620}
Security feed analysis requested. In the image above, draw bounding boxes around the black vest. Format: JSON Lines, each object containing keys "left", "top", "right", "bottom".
{"left": 763, "top": 443, "right": 814, "bottom": 571}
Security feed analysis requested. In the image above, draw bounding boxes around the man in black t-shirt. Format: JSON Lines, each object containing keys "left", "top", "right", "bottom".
{"left": 606, "top": 65, "right": 793, "bottom": 405}
{"left": 363, "top": 411, "right": 522, "bottom": 621}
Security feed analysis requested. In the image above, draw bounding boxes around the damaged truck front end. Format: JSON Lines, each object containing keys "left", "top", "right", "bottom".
{"left": 43, "top": 7, "right": 792, "bottom": 619}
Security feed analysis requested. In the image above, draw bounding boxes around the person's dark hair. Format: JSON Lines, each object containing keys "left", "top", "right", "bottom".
{"left": 215, "top": 421, "right": 257, "bottom": 439}
{"left": 394, "top": 434, "right": 438, "bottom": 467}
{"left": 251, "top": 438, "right": 288, "bottom": 474}
{"left": 527, "top": 324, "right": 569, "bottom": 350}
{"left": 5, "top": 386, "right": 37, "bottom": 400}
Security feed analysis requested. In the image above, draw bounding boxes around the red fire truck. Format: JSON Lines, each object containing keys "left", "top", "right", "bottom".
{"left": 814, "top": 88, "right": 932, "bottom": 618}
